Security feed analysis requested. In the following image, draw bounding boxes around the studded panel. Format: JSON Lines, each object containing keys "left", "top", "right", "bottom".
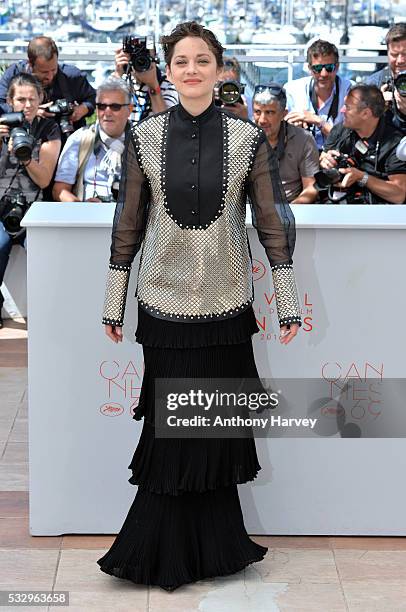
{"left": 271, "top": 263, "right": 301, "bottom": 327}
{"left": 131, "top": 111, "right": 262, "bottom": 321}
{"left": 102, "top": 263, "right": 131, "bottom": 327}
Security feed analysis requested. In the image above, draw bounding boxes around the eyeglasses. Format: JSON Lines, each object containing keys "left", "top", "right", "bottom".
{"left": 254, "top": 84, "right": 285, "bottom": 97}
{"left": 96, "top": 103, "right": 130, "bottom": 111}
{"left": 310, "top": 63, "right": 337, "bottom": 74}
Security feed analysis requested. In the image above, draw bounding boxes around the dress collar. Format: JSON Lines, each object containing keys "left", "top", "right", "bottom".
{"left": 177, "top": 100, "right": 217, "bottom": 124}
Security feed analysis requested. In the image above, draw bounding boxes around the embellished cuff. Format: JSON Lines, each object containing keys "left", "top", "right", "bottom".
{"left": 271, "top": 263, "right": 302, "bottom": 327}
{"left": 102, "top": 263, "right": 131, "bottom": 327}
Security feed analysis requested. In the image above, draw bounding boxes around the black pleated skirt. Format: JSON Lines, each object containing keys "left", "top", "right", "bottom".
{"left": 97, "top": 305, "right": 268, "bottom": 591}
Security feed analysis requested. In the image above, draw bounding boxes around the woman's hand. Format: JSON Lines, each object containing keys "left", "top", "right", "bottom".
{"left": 104, "top": 324, "right": 123, "bottom": 343}
{"left": 279, "top": 323, "right": 299, "bottom": 345}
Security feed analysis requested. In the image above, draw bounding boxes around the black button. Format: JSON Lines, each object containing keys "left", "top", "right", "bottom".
{"left": 191, "top": 210, "right": 197, "bottom": 215}
{"left": 191, "top": 133, "right": 197, "bottom": 139}
{"left": 191, "top": 184, "right": 196, "bottom": 190}
{"left": 191, "top": 158, "right": 196, "bottom": 164}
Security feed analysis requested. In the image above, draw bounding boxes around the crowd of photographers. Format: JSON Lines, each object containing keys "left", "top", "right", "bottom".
{"left": 0, "top": 23, "right": 405, "bottom": 326}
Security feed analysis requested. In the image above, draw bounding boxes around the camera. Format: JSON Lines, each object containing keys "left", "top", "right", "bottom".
{"left": 315, "top": 140, "right": 369, "bottom": 190}
{"left": 214, "top": 80, "right": 245, "bottom": 106}
{"left": 314, "top": 154, "right": 356, "bottom": 189}
{"left": 122, "top": 36, "right": 156, "bottom": 73}
{"left": 0, "top": 112, "right": 35, "bottom": 162}
{"left": 394, "top": 72, "right": 406, "bottom": 97}
{"left": 385, "top": 71, "right": 406, "bottom": 97}
{"left": 0, "top": 192, "right": 30, "bottom": 236}
{"left": 47, "top": 98, "right": 75, "bottom": 135}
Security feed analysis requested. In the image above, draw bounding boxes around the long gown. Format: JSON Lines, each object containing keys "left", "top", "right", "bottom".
{"left": 97, "top": 305, "right": 268, "bottom": 591}
{"left": 97, "top": 101, "right": 299, "bottom": 590}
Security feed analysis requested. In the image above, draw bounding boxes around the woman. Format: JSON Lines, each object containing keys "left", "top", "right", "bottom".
{"left": 0, "top": 73, "right": 61, "bottom": 327}
{"left": 98, "top": 21, "right": 301, "bottom": 591}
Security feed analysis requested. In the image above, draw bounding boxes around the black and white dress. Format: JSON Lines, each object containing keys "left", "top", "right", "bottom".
{"left": 97, "top": 101, "right": 301, "bottom": 591}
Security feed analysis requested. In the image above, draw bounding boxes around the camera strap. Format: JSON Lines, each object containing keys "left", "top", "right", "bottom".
{"left": 275, "top": 122, "right": 288, "bottom": 161}
{"left": 309, "top": 76, "right": 340, "bottom": 122}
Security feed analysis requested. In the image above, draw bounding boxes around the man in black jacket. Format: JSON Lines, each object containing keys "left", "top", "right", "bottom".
{"left": 320, "top": 85, "right": 406, "bottom": 204}
{"left": 0, "top": 36, "right": 96, "bottom": 132}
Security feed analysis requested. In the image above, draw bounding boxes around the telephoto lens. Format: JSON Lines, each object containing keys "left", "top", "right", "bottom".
{"left": 10, "top": 127, "right": 34, "bottom": 162}
{"left": 0, "top": 111, "right": 35, "bottom": 161}
{"left": 214, "top": 80, "right": 245, "bottom": 106}
{"left": 1, "top": 193, "right": 29, "bottom": 236}
{"left": 394, "top": 72, "right": 406, "bottom": 97}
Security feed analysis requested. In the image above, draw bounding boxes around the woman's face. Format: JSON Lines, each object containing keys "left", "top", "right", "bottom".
{"left": 8, "top": 85, "right": 41, "bottom": 123}
{"left": 166, "top": 36, "right": 221, "bottom": 102}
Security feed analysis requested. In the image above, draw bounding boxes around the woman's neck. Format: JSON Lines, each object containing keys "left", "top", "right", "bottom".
{"left": 178, "top": 94, "right": 213, "bottom": 117}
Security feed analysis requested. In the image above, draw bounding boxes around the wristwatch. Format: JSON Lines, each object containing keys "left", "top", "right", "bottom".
{"left": 357, "top": 172, "right": 369, "bottom": 187}
{"left": 148, "top": 85, "right": 161, "bottom": 96}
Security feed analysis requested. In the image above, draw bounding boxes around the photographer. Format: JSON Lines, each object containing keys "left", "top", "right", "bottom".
{"left": 284, "top": 40, "right": 352, "bottom": 150}
{"left": 320, "top": 85, "right": 406, "bottom": 204}
{"left": 366, "top": 23, "right": 406, "bottom": 134}
{"left": 0, "top": 74, "right": 61, "bottom": 327}
{"left": 113, "top": 37, "right": 178, "bottom": 122}
{"left": 53, "top": 78, "right": 131, "bottom": 203}
{"left": 214, "top": 57, "right": 249, "bottom": 119}
{"left": 0, "top": 36, "right": 96, "bottom": 133}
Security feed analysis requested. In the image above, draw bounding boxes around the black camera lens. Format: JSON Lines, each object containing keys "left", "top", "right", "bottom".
{"left": 0, "top": 112, "right": 25, "bottom": 128}
{"left": 122, "top": 35, "right": 153, "bottom": 73}
{"left": 215, "top": 80, "right": 244, "bottom": 105}
{"left": 314, "top": 168, "right": 342, "bottom": 189}
{"left": 10, "top": 127, "right": 34, "bottom": 162}
{"left": 1, "top": 193, "right": 28, "bottom": 236}
{"left": 394, "top": 72, "right": 406, "bottom": 97}
{"left": 3, "top": 206, "right": 23, "bottom": 233}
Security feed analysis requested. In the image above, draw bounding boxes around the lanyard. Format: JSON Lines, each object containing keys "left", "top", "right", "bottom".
{"left": 309, "top": 76, "right": 340, "bottom": 123}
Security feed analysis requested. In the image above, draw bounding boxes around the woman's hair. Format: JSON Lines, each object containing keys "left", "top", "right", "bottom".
{"left": 7, "top": 73, "right": 43, "bottom": 101}
{"left": 160, "top": 21, "right": 224, "bottom": 68}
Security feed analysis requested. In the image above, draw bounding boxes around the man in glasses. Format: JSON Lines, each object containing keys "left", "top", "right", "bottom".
{"left": 53, "top": 78, "right": 132, "bottom": 203}
{"left": 252, "top": 83, "right": 319, "bottom": 203}
{"left": 284, "top": 40, "right": 352, "bottom": 150}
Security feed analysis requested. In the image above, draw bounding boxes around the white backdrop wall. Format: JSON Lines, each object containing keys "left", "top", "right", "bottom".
{"left": 22, "top": 203, "right": 406, "bottom": 536}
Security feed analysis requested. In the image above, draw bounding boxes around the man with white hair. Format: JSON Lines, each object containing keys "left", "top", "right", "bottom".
{"left": 53, "top": 77, "right": 132, "bottom": 202}
{"left": 253, "top": 83, "right": 319, "bottom": 203}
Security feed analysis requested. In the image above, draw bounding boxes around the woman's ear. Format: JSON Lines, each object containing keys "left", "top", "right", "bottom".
{"left": 165, "top": 64, "right": 172, "bottom": 84}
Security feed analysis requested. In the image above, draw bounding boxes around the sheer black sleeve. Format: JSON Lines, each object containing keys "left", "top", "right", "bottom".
{"left": 102, "top": 129, "right": 150, "bottom": 327}
{"left": 246, "top": 135, "right": 296, "bottom": 266}
{"left": 246, "top": 134, "right": 301, "bottom": 328}
{"left": 110, "top": 129, "right": 150, "bottom": 265}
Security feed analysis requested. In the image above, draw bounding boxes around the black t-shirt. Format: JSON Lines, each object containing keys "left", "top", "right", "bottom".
{"left": 324, "top": 118, "right": 405, "bottom": 203}
{"left": 0, "top": 117, "right": 60, "bottom": 202}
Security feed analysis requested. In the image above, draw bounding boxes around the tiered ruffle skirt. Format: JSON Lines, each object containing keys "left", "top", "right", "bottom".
{"left": 97, "top": 307, "right": 268, "bottom": 591}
